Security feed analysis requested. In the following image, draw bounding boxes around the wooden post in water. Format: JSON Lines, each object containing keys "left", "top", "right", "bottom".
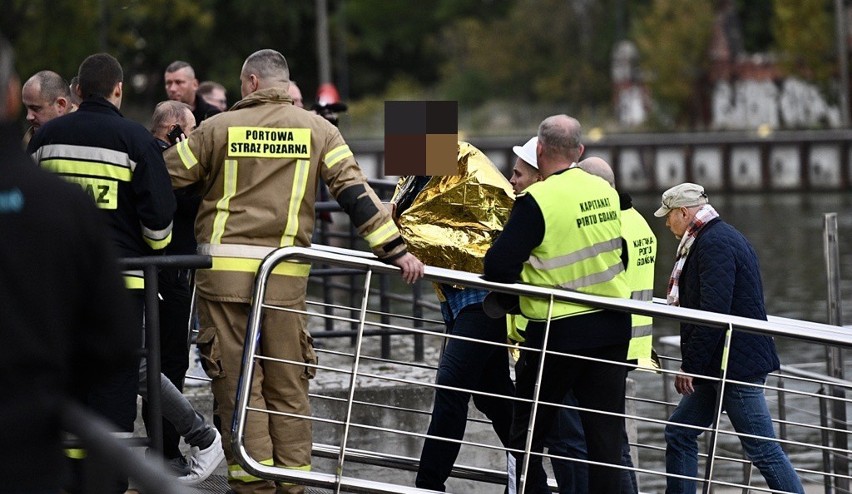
{"left": 823, "top": 212, "right": 848, "bottom": 491}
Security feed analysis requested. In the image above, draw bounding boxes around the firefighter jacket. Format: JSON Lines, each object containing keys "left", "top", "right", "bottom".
{"left": 28, "top": 97, "right": 176, "bottom": 288}
{"left": 164, "top": 86, "right": 408, "bottom": 305}
{"left": 519, "top": 168, "right": 630, "bottom": 320}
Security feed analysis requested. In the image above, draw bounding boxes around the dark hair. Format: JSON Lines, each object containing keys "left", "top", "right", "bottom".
{"left": 77, "top": 53, "right": 123, "bottom": 99}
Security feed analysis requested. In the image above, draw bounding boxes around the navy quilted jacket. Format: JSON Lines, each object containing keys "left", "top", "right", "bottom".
{"left": 678, "top": 218, "right": 780, "bottom": 380}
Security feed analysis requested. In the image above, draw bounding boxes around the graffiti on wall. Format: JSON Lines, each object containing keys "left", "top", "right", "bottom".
{"left": 712, "top": 78, "right": 840, "bottom": 129}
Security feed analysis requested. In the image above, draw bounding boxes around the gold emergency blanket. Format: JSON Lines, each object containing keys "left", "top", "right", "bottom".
{"left": 390, "top": 141, "right": 515, "bottom": 273}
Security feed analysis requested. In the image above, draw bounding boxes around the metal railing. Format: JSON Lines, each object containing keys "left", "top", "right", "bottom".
{"left": 229, "top": 245, "right": 852, "bottom": 494}
{"left": 61, "top": 401, "right": 197, "bottom": 494}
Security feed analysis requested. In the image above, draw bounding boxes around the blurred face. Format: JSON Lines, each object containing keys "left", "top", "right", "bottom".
{"left": 22, "top": 81, "right": 69, "bottom": 128}
{"left": 202, "top": 87, "right": 227, "bottom": 111}
{"left": 164, "top": 67, "right": 198, "bottom": 105}
{"left": 665, "top": 206, "right": 695, "bottom": 239}
{"left": 510, "top": 158, "right": 541, "bottom": 194}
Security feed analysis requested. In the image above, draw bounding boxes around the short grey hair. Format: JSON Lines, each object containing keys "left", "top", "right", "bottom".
{"left": 242, "top": 49, "right": 290, "bottom": 85}
{"left": 26, "top": 70, "right": 71, "bottom": 102}
{"left": 165, "top": 60, "right": 195, "bottom": 78}
{"left": 150, "top": 100, "right": 192, "bottom": 132}
{"left": 538, "top": 115, "right": 582, "bottom": 162}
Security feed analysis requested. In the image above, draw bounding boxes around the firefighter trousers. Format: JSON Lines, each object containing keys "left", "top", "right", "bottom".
{"left": 196, "top": 297, "right": 316, "bottom": 494}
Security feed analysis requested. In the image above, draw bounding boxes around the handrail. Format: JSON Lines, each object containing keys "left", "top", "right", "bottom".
{"left": 285, "top": 246, "right": 852, "bottom": 347}
{"left": 230, "top": 245, "right": 852, "bottom": 493}
{"left": 116, "top": 254, "right": 212, "bottom": 454}
{"left": 61, "top": 400, "right": 195, "bottom": 494}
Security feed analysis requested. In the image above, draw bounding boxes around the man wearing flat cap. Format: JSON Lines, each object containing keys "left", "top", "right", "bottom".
{"left": 655, "top": 183, "right": 803, "bottom": 493}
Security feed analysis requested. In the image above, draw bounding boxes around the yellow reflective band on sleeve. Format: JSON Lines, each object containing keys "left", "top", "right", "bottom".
{"left": 211, "top": 160, "right": 238, "bottom": 244}
{"left": 144, "top": 231, "right": 172, "bottom": 250}
{"left": 62, "top": 176, "right": 119, "bottom": 210}
{"left": 229, "top": 458, "right": 274, "bottom": 483}
{"left": 176, "top": 139, "right": 198, "bottom": 170}
{"left": 363, "top": 220, "right": 398, "bottom": 248}
{"left": 41, "top": 159, "right": 132, "bottom": 181}
{"left": 65, "top": 448, "right": 87, "bottom": 459}
{"left": 280, "top": 159, "right": 310, "bottom": 247}
{"left": 227, "top": 127, "right": 310, "bottom": 158}
{"left": 323, "top": 144, "right": 353, "bottom": 168}
{"left": 211, "top": 257, "right": 311, "bottom": 277}
{"left": 123, "top": 274, "right": 145, "bottom": 290}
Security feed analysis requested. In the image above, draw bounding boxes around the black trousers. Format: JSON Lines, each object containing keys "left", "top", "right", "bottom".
{"left": 512, "top": 339, "right": 629, "bottom": 493}
{"left": 415, "top": 304, "right": 515, "bottom": 491}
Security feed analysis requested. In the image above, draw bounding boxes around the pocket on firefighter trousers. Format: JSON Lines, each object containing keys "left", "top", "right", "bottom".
{"left": 197, "top": 325, "right": 224, "bottom": 379}
{"left": 301, "top": 327, "right": 317, "bottom": 380}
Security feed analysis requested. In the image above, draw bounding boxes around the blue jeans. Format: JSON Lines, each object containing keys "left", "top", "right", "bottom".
{"left": 664, "top": 377, "right": 803, "bottom": 494}
{"left": 415, "top": 304, "right": 515, "bottom": 491}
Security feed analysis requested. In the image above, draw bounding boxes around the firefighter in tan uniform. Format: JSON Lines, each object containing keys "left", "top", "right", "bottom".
{"left": 164, "top": 49, "right": 424, "bottom": 494}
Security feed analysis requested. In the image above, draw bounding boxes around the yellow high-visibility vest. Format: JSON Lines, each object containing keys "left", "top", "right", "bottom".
{"left": 520, "top": 169, "right": 629, "bottom": 321}
{"left": 621, "top": 207, "right": 656, "bottom": 360}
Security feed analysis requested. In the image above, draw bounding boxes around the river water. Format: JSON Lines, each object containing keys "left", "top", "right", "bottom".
{"left": 306, "top": 191, "right": 852, "bottom": 492}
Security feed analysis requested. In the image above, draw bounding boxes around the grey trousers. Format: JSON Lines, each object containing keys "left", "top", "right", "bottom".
{"left": 138, "top": 360, "right": 215, "bottom": 449}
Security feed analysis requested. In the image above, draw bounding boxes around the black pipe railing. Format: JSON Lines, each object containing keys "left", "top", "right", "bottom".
{"left": 116, "top": 254, "right": 212, "bottom": 456}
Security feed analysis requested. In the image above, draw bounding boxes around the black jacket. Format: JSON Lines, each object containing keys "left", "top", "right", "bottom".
{"left": 193, "top": 92, "right": 221, "bottom": 124}
{"left": 0, "top": 122, "right": 137, "bottom": 489}
{"left": 679, "top": 218, "right": 780, "bottom": 380}
{"left": 28, "top": 97, "right": 175, "bottom": 258}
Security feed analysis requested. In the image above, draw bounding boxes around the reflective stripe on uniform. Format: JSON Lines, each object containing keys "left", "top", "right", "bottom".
{"left": 40, "top": 159, "right": 133, "bottom": 182}
{"left": 32, "top": 143, "right": 137, "bottom": 172}
{"left": 211, "top": 160, "right": 238, "bottom": 244}
{"left": 527, "top": 238, "right": 622, "bottom": 271}
{"left": 176, "top": 139, "right": 198, "bottom": 169}
{"left": 280, "top": 159, "right": 310, "bottom": 247}
{"left": 556, "top": 261, "right": 624, "bottom": 291}
{"left": 363, "top": 220, "right": 398, "bottom": 248}
{"left": 142, "top": 221, "right": 173, "bottom": 250}
{"left": 211, "top": 257, "right": 310, "bottom": 277}
{"left": 323, "top": 144, "right": 353, "bottom": 168}
{"left": 228, "top": 458, "right": 274, "bottom": 483}
{"left": 276, "top": 464, "right": 312, "bottom": 487}
{"left": 198, "top": 243, "right": 312, "bottom": 277}
{"left": 630, "top": 289, "right": 653, "bottom": 301}
{"left": 123, "top": 270, "right": 144, "bottom": 290}
{"left": 65, "top": 448, "right": 87, "bottom": 459}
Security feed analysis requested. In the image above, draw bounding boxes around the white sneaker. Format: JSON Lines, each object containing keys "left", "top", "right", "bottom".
{"left": 184, "top": 347, "right": 209, "bottom": 387}
{"left": 177, "top": 428, "right": 225, "bottom": 485}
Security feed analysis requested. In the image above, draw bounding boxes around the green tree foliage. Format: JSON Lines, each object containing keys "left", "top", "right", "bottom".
{"left": 772, "top": 0, "right": 834, "bottom": 83}
{"left": 632, "top": 0, "right": 714, "bottom": 127}
{"left": 438, "top": 0, "right": 620, "bottom": 105}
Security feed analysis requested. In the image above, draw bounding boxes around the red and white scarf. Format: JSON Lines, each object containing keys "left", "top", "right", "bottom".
{"left": 666, "top": 204, "right": 719, "bottom": 306}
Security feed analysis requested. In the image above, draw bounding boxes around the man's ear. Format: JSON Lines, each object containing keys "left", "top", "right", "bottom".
{"left": 55, "top": 96, "right": 69, "bottom": 113}
{"left": 113, "top": 81, "right": 123, "bottom": 99}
